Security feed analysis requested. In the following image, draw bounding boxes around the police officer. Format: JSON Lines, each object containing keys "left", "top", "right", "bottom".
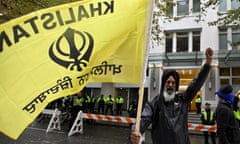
{"left": 116, "top": 95, "right": 124, "bottom": 115}
{"left": 68, "top": 92, "right": 83, "bottom": 131}
{"left": 233, "top": 107, "right": 240, "bottom": 128}
{"left": 89, "top": 95, "right": 96, "bottom": 113}
{"left": 97, "top": 94, "right": 105, "bottom": 114}
{"left": 83, "top": 93, "right": 91, "bottom": 113}
{"left": 195, "top": 95, "right": 202, "bottom": 114}
{"left": 201, "top": 103, "right": 216, "bottom": 144}
{"left": 105, "top": 95, "right": 115, "bottom": 115}
{"left": 128, "top": 100, "right": 138, "bottom": 118}
{"left": 233, "top": 94, "right": 240, "bottom": 128}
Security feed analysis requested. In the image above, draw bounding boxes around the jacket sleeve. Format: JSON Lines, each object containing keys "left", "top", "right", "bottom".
{"left": 183, "top": 64, "right": 211, "bottom": 103}
{"left": 216, "top": 108, "right": 231, "bottom": 144}
{"left": 139, "top": 101, "right": 153, "bottom": 134}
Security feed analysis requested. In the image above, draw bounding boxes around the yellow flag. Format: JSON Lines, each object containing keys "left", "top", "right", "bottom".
{"left": 0, "top": 0, "right": 152, "bottom": 139}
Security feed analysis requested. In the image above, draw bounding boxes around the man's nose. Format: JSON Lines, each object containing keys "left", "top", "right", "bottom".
{"left": 168, "top": 83, "right": 172, "bottom": 87}
{"left": 168, "top": 82, "right": 174, "bottom": 87}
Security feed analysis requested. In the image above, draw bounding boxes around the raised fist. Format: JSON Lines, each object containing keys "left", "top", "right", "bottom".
{"left": 205, "top": 47, "right": 213, "bottom": 64}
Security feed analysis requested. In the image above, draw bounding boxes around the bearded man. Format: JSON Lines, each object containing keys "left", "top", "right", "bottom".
{"left": 131, "top": 48, "right": 213, "bottom": 144}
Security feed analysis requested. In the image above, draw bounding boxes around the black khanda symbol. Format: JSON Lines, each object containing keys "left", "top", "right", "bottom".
{"left": 49, "top": 28, "right": 94, "bottom": 71}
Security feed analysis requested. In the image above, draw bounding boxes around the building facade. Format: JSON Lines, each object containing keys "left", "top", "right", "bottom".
{"left": 86, "top": 0, "right": 240, "bottom": 112}
{"left": 149, "top": 0, "right": 240, "bottom": 110}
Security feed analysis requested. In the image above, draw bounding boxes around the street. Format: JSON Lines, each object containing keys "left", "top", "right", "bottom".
{"left": 0, "top": 118, "right": 205, "bottom": 144}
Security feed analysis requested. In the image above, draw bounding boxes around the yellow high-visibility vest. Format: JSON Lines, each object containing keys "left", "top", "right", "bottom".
{"left": 116, "top": 97, "right": 124, "bottom": 104}
{"left": 195, "top": 97, "right": 201, "bottom": 103}
{"left": 74, "top": 98, "right": 83, "bottom": 106}
{"left": 233, "top": 109, "right": 240, "bottom": 120}
{"left": 203, "top": 111, "right": 214, "bottom": 121}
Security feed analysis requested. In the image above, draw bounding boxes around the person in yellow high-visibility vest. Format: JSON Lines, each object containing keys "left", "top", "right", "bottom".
{"left": 201, "top": 103, "right": 216, "bottom": 144}
{"left": 233, "top": 95, "right": 240, "bottom": 128}
{"left": 83, "top": 93, "right": 91, "bottom": 113}
{"left": 89, "top": 95, "right": 96, "bottom": 113}
{"left": 68, "top": 91, "right": 83, "bottom": 131}
{"left": 97, "top": 94, "right": 105, "bottom": 114}
{"left": 105, "top": 95, "right": 115, "bottom": 115}
{"left": 116, "top": 95, "right": 124, "bottom": 115}
{"left": 195, "top": 95, "right": 202, "bottom": 114}
{"left": 233, "top": 108, "right": 240, "bottom": 128}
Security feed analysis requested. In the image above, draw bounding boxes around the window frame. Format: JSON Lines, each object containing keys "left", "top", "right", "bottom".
{"left": 177, "top": 0, "right": 189, "bottom": 16}
{"left": 219, "top": 28, "right": 228, "bottom": 50}
{"left": 176, "top": 32, "right": 189, "bottom": 52}
{"left": 192, "top": 0, "right": 201, "bottom": 13}
{"left": 218, "top": 0, "right": 227, "bottom": 12}
{"left": 165, "top": 33, "right": 173, "bottom": 53}
{"left": 232, "top": 28, "right": 240, "bottom": 50}
{"left": 192, "top": 31, "right": 201, "bottom": 52}
{"left": 231, "top": 0, "right": 240, "bottom": 10}
{"left": 220, "top": 67, "right": 240, "bottom": 87}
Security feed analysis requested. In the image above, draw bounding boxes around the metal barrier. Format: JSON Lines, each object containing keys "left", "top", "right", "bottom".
{"left": 67, "top": 111, "right": 217, "bottom": 137}
{"left": 40, "top": 109, "right": 61, "bottom": 133}
{"left": 83, "top": 113, "right": 136, "bottom": 124}
{"left": 42, "top": 110, "right": 217, "bottom": 136}
{"left": 188, "top": 123, "right": 217, "bottom": 133}
{"left": 68, "top": 111, "right": 136, "bottom": 136}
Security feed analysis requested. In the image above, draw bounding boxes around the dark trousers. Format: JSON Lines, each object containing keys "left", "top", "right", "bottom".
{"left": 105, "top": 104, "right": 113, "bottom": 115}
{"left": 68, "top": 106, "right": 81, "bottom": 131}
{"left": 89, "top": 103, "right": 95, "bottom": 113}
{"left": 196, "top": 103, "right": 201, "bottom": 114}
{"left": 98, "top": 104, "right": 105, "bottom": 114}
{"left": 116, "top": 104, "right": 123, "bottom": 115}
{"left": 237, "top": 120, "right": 240, "bottom": 128}
{"left": 204, "top": 131, "right": 216, "bottom": 144}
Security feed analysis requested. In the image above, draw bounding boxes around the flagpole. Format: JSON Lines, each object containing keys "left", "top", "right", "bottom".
{"left": 135, "top": 0, "right": 154, "bottom": 133}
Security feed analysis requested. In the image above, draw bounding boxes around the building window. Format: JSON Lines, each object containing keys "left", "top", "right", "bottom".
{"left": 219, "top": 0, "right": 240, "bottom": 11}
{"left": 219, "top": 29, "right": 228, "bottom": 50}
{"left": 165, "top": 31, "right": 201, "bottom": 53}
{"left": 220, "top": 67, "right": 240, "bottom": 90}
{"left": 166, "top": 1, "right": 174, "bottom": 17}
{"left": 232, "top": 67, "right": 240, "bottom": 76}
{"left": 219, "top": 0, "right": 227, "bottom": 12}
{"left": 220, "top": 79, "right": 230, "bottom": 85}
{"left": 165, "top": 0, "right": 200, "bottom": 17}
{"left": 165, "top": 33, "right": 173, "bottom": 53}
{"left": 232, "top": 29, "right": 240, "bottom": 50}
{"left": 219, "top": 27, "right": 240, "bottom": 50}
{"left": 192, "top": 32, "right": 200, "bottom": 51}
{"left": 177, "top": 32, "right": 188, "bottom": 52}
{"left": 167, "top": 7, "right": 173, "bottom": 17}
{"left": 220, "top": 68, "right": 230, "bottom": 76}
{"left": 177, "top": 0, "right": 189, "bottom": 16}
{"left": 231, "top": 0, "right": 240, "bottom": 10}
{"left": 193, "top": 0, "right": 200, "bottom": 13}
{"left": 232, "top": 78, "right": 240, "bottom": 85}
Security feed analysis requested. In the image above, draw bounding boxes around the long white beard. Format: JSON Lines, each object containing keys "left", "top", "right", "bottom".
{"left": 163, "top": 87, "right": 175, "bottom": 102}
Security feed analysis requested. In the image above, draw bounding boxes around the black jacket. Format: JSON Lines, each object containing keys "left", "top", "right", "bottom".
{"left": 216, "top": 102, "right": 240, "bottom": 144}
{"left": 140, "top": 64, "right": 211, "bottom": 144}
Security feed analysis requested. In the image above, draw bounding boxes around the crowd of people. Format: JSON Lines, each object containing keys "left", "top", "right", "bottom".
{"left": 46, "top": 91, "right": 128, "bottom": 116}
{"left": 43, "top": 90, "right": 139, "bottom": 131}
